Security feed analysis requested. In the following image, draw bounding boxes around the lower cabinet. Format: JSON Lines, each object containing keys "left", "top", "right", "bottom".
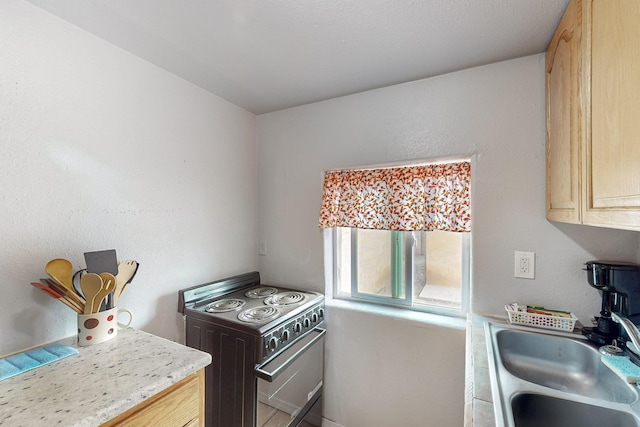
{"left": 101, "top": 369, "right": 205, "bottom": 427}
{"left": 186, "top": 318, "right": 257, "bottom": 427}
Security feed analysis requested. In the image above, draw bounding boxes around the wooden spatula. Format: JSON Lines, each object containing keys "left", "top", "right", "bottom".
{"left": 114, "top": 260, "right": 139, "bottom": 305}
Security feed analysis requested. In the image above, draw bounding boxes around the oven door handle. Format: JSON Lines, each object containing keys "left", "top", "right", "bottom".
{"left": 255, "top": 327, "right": 326, "bottom": 382}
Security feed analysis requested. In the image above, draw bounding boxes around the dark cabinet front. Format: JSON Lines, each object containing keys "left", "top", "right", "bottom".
{"left": 186, "top": 318, "right": 258, "bottom": 427}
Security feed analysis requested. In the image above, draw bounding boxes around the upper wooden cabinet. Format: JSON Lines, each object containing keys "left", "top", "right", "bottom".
{"left": 583, "top": 0, "right": 640, "bottom": 229}
{"left": 546, "top": 0, "right": 640, "bottom": 231}
{"left": 546, "top": 0, "right": 581, "bottom": 223}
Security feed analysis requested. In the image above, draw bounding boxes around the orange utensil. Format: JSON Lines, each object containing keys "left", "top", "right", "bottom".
{"left": 30, "top": 282, "right": 82, "bottom": 313}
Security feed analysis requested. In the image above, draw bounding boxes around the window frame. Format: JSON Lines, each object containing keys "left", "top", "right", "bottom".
{"left": 332, "top": 227, "right": 471, "bottom": 318}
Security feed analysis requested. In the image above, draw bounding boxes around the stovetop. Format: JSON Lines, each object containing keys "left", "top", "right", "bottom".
{"left": 179, "top": 272, "right": 325, "bottom": 336}
{"left": 196, "top": 285, "right": 322, "bottom": 326}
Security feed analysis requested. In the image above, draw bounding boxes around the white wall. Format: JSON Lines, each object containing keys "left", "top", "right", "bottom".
{"left": 0, "top": 0, "right": 258, "bottom": 356}
{"left": 256, "top": 54, "right": 639, "bottom": 426}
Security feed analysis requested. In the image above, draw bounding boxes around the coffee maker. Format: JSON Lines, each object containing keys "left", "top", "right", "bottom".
{"left": 583, "top": 260, "right": 640, "bottom": 345}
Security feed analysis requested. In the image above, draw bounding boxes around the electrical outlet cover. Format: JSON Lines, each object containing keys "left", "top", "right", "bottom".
{"left": 514, "top": 251, "right": 535, "bottom": 279}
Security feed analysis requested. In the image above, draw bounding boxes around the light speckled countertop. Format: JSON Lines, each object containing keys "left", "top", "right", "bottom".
{"left": 0, "top": 328, "right": 211, "bottom": 426}
{"left": 465, "top": 314, "right": 501, "bottom": 427}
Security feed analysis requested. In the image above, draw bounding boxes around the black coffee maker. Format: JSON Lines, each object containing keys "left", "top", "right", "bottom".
{"left": 583, "top": 260, "right": 640, "bottom": 345}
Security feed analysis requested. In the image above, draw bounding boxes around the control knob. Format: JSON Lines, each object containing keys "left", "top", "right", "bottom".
{"left": 268, "top": 337, "right": 279, "bottom": 351}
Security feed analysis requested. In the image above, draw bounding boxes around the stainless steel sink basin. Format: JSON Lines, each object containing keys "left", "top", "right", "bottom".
{"left": 497, "top": 327, "right": 637, "bottom": 403}
{"left": 486, "top": 322, "right": 640, "bottom": 427}
{"left": 511, "top": 393, "right": 639, "bottom": 427}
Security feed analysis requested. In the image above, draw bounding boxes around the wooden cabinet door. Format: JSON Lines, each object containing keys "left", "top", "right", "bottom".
{"left": 546, "top": 0, "right": 581, "bottom": 223}
{"left": 583, "top": 0, "right": 640, "bottom": 230}
{"left": 102, "top": 370, "right": 204, "bottom": 427}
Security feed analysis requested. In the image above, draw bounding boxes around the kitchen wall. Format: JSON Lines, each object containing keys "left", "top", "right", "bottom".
{"left": 256, "top": 54, "right": 640, "bottom": 426}
{"left": 0, "top": 0, "right": 258, "bottom": 356}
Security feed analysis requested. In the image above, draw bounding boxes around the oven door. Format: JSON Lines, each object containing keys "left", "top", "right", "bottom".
{"left": 255, "top": 328, "right": 325, "bottom": 427}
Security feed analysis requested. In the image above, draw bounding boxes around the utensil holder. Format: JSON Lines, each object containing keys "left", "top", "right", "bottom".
{"left": 77, "top": 307, "right": 133, "bottom": 346}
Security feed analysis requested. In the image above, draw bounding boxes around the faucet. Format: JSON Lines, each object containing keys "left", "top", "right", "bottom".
{"left": 611, "top": 312, "right": 640, "bottom": 355}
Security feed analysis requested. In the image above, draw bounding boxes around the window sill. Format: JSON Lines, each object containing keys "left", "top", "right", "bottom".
{"left": 325, "top": 297, "right": 467, "bottom": 330}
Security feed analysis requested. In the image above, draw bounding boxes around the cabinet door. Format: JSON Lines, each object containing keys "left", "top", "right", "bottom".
{"left": 583, "top": 0, "right": 640, "bottom": 229}
{"left": 187, "top": 318, "right": 257, "bottom": 427}
{"left": 102, "top": 370, "right": 204, "bottom": 427}
{"left": 546, "top": 0, "right": 581, "bottom": 223}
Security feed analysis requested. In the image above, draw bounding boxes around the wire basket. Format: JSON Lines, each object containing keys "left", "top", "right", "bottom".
{"left": 505, "top": 305, "right": 577, "bottom": 332}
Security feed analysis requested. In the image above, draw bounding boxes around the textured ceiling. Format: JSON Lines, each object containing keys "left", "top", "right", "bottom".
{"left": 24, "top": 0, "right": 570, "bottom": 114}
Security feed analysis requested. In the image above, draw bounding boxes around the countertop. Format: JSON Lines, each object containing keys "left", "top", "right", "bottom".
{"left": 0, "top": 328, "right": 211, "bottom": 426}
{"left": 465, "top": 313, "right": 501, "bottom": 427}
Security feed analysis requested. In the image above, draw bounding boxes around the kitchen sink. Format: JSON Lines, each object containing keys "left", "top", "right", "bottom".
{"left": 497, "top": 327, "right": 637, "bottom": 403}
{"left": 511, "top": 393, "right": 639, "bottom": 427}
{"left": 486, "top": 322, "right": 640, "bottom": 427}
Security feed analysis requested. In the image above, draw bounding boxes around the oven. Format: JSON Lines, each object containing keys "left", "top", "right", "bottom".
{"left": 178, "top": 272, "right": 325, "bottom": 427}
{"left": 256, "top": 327, "right": 324, "bottom": 426}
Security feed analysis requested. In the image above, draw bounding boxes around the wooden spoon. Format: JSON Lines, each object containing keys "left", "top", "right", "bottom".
{"left": 45, "top": 258, "right": 85, "bottom": 307}
{"left": 80, "top": 273, "right": 103, "bottom": 315}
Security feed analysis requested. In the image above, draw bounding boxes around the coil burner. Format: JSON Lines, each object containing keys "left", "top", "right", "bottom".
{"left": 245, "top": 287, "right": 278, "bottom": 298}
{"left": 238, "top": 306, "right": 281, "bottom": 323}
{"left": 204, "top": 298, "right": 246, "bottom": 313}
{"left": 264, "top": 291, "right": 306, "bottom": 307}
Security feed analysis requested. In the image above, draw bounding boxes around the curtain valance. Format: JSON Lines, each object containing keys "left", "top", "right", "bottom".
{"left": 318, "top": 161, "right": 471, "bottom": 232}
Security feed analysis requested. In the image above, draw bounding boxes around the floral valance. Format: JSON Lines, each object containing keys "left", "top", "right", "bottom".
{"left": 318, "top": 161, "right": 471, "bottom": 232}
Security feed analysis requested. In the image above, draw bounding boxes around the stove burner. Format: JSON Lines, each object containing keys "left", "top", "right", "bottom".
{"left": 245, "top": 286, "right": 278, "bottom": 298}
{"left": 238, "top": 306, "right": 281, "bottom": 323}
{"left": 264, "top": 292, "right": 306, "bottom": 307}
{"left": 205, "top": 298, "right": 246, "bottom": 313}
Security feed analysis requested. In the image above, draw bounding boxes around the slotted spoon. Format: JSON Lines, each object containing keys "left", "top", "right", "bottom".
{"left": 96, "top": 273, "right": 117, "bottom": 312}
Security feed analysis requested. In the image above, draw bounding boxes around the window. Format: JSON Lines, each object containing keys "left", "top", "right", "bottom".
{"left": 319, "top": 160, "right": 471, "bottom": 316}
{"left": 333, "top": 227, "right": 470, "bottom": 315}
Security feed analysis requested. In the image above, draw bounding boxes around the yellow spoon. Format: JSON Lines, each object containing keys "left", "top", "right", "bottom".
{"left": 46, "top": 258, "right": 86, "bottom": 310}
{"left": 80, "top": 273, "right": 103, "bottom": 315}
